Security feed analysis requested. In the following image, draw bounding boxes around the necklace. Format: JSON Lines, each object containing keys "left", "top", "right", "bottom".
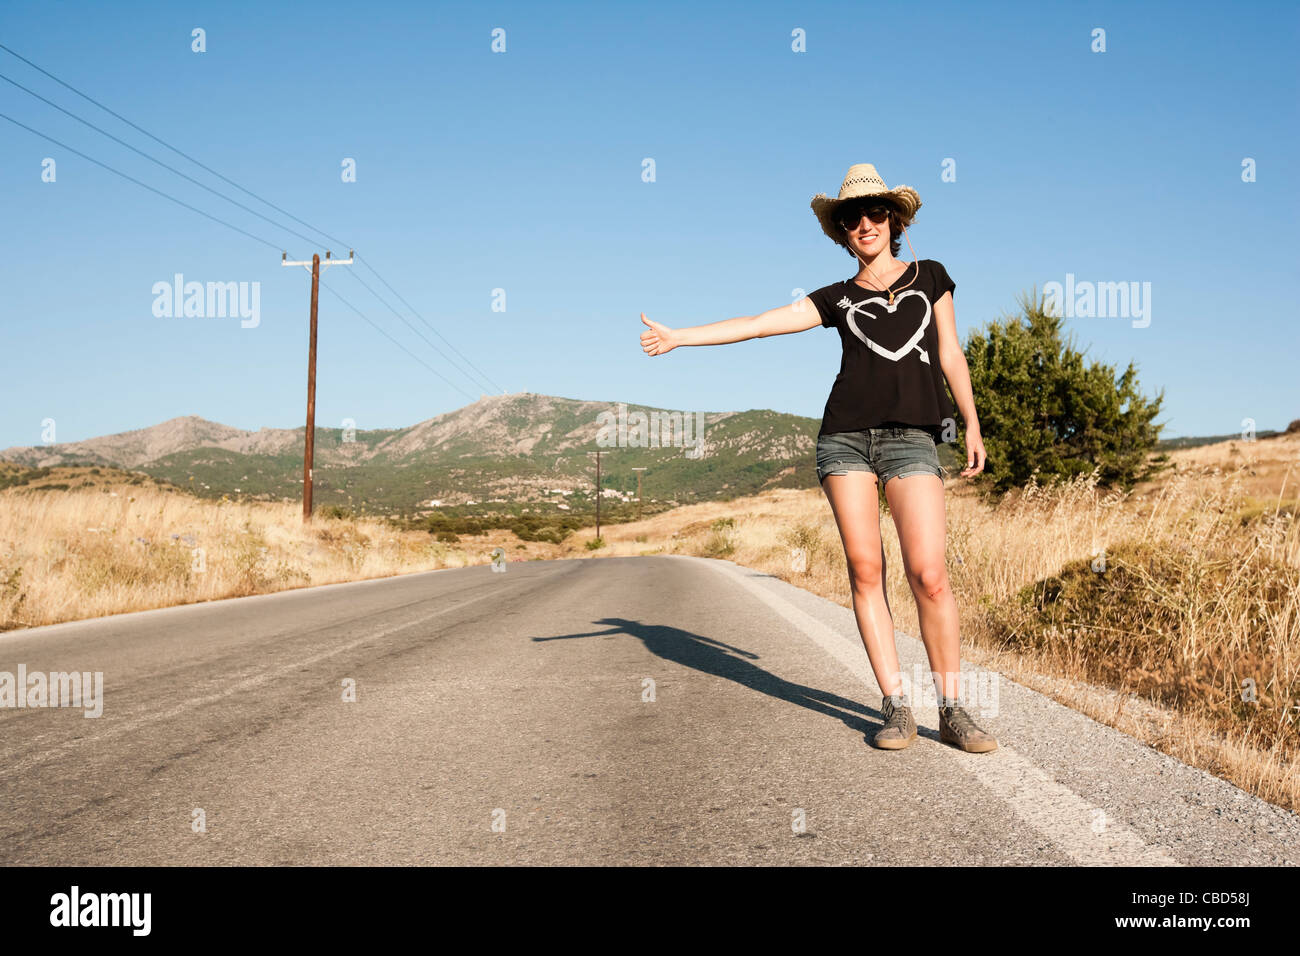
{"left": 860, "top": 260, "right": 915, "bottom": 304}
{"left": 850, "top": 222, "right": 921, "bottom": 304}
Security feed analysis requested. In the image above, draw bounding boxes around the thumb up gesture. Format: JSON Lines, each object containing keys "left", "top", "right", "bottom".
{"left": 640, "top": 313, "right": 678, "bottom": 356}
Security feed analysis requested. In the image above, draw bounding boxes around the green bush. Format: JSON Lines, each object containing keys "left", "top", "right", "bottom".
{"left": 963, "top": 289, "right": 1166, "bottom": 495}
{"left": 420, "top": 510, "right": 579, "bottom": 543}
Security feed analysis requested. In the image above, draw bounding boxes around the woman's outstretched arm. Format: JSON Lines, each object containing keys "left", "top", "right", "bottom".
{"left": 640, "top": 298, "right": 821, "bottom": 356}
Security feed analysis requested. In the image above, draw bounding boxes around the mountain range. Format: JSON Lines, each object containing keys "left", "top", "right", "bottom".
{"left": 0, "top": 393, "right": 829, "bottom": 516}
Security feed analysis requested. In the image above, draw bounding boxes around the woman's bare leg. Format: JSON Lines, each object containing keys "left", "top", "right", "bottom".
{"left": 821, "top": 471, "right": 903, "bottom": 698}
{"left": 883, "top": 473, "right": 961, "bottom": 701}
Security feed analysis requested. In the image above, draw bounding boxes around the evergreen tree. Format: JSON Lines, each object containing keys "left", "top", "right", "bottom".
{"left": 961, "top": 289, "right": 1167, "bottom": 495}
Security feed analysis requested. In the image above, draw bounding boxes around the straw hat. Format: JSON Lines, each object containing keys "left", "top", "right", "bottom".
{"left": 810, "top": 163, "right": 922, "bottom": 250}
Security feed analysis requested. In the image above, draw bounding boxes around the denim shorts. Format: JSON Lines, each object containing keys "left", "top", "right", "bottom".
{"left": 815, "top": 426, "right": 946, "bottom": 486}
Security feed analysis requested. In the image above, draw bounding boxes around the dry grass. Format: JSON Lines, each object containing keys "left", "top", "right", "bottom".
{"left": 3, "top": 433, "right": 1297, "bottom": 810}
{"left": 0, "top": 480, "right": 553, "bottom": 629}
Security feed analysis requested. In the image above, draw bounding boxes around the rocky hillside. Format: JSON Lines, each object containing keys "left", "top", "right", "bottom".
{"left": 0, "top": 393, "right": 824, "bottom": 516}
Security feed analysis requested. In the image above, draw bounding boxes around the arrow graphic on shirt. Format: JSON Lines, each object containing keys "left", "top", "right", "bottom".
{"left": 837, "top": 291, "right": 932, "bottom": 364}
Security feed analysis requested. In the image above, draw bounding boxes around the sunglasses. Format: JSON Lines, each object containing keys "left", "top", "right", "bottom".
{"left": 834, "top": 200, "right": 894, "bottom": 231}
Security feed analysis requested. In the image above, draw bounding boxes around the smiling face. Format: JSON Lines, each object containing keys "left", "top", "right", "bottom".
{"left": 835, "top": 199, "right": 899, "bottom": 259}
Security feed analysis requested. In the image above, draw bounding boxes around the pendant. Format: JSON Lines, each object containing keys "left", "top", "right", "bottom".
{"left": 888, "top": 293, "right": 894, "bottom": 305}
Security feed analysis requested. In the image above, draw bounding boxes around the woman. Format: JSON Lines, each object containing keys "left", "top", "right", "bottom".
{"left": 639, "top": 163, "right": 997, "bottom": 753}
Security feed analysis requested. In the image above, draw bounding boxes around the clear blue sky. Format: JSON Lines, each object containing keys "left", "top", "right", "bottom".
{"left": 1, "top": 0, "right": 1296, "bottom": 450}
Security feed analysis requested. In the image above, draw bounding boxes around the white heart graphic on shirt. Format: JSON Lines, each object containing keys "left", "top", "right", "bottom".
{"left": 839, "top": 289, "right": 932, "bottom": 364}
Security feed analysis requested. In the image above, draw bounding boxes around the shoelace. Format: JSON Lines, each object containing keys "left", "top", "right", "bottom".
{"left": 943, "top": 706, "right": 983, "bottom": 736}
{"left": 883, "top": 700, "right": 911, "bottom": 731}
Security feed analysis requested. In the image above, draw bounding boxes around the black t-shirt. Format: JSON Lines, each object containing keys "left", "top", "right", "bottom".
{"left": 808, "top": 258, "right": 959, "bottom": 441}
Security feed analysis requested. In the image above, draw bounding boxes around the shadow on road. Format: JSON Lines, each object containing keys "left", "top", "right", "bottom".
{"left": 533, "top": 617, "right": 880, "bottom": 738}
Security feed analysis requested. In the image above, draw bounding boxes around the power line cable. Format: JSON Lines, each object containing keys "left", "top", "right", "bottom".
{"left": 2, "top": 111, "right": 466, "bottom": 395}
{"left": 0, "top": 110, "right": 286, "bottom": 252}
{"left": 0, "top": 70, "right": 324, "bottom": 250}
{"left": 1, "top": 43, "right": 503, "bottom": 396}
{"left": 317, "top": 275, "right": 478, "bottom": 401}
{"left": 0, "top": 41, "right": 350, "bottom": 250}
{"left": 354, "top": 254, "right": 505, "bottom": 394}
{"left": 345, "top": 266, "right": 499, "bottom": 395}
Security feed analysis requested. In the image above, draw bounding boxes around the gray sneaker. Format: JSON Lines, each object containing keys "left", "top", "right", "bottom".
{"left": 938, "top": 703, "right": 998, "bottom": 753}
{"left": 872, "top": 695, "right": 917, "bottom": 750}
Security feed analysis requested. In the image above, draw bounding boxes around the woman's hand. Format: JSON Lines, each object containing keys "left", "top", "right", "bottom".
{"left": 640, "top": 313, "right": 678, "bottom": 356}
{"left": 959, "top": 424, "right": 987, "bottom": 477}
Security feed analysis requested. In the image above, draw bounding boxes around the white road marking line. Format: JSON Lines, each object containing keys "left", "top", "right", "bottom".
{"left": 953, "top": 743, "right": 1182, "bottom": 866}
{"left": 680, "top": 555, "right": 1183, "bottom": 866}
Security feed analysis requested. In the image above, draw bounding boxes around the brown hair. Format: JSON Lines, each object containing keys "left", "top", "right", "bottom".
{"left": 838, "top": 201, "right": 906, "bottom": 258}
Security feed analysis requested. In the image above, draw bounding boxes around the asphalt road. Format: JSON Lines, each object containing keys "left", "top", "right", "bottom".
{"left": 2, "top": 555, "right": 1296, "bottom": 865}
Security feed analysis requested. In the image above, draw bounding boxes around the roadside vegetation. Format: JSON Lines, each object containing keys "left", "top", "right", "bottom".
{"left": 3, "top": 434, "right": 1296, "bottom": 811}
{"left": 0, "top": 464, "right": 538, "bottom": 629}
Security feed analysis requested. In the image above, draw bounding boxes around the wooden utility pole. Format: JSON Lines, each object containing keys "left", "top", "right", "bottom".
{"left": 282, "top": 250, "right": 353, "bottom": 522}
{"left": 631, "top": 466, "right": 647, "bottom": 522}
